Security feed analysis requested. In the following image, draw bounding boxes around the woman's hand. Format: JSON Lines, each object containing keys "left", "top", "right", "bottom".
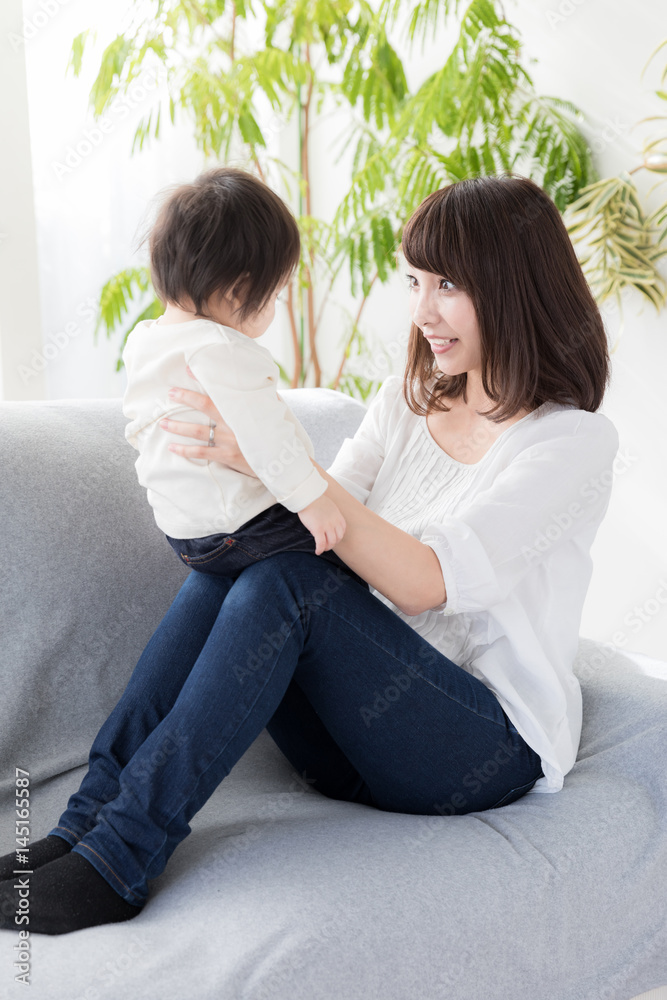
{"left": 160, "top": 375, "right": 255, "bottom": 477}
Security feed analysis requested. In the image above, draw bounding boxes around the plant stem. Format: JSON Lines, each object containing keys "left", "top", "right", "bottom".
{"left": 332, "top": 271, "right": 379, "bottom": 390}
{"left": 253, "top": 153, "right": 266, "bottom": 182}
{"left": 302, "top": 44, "right": 321, "bottom": 386}
{"left": 287, "top": 281, "right": 302, "bottom": 387}
{"left": 313, "top": 269, "right": 338, "bottom": 335}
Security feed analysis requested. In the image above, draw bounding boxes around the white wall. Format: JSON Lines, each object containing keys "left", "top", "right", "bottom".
{"left": 0, "top": 0, "right": 45, "bottom": 399}
{"left": 6, "top": 0, "right": 667, "bottom": 657}
{"left": 18, "top": 0, "right": 206, "bottom": 399}
{"left": 504, "top": 0, "right": 667, "bottom": 661}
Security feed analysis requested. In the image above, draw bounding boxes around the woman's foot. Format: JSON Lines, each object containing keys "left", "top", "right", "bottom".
{"left": 0, "top": 851, "right": 143, "bottom": 935}
{"left": 0, "top": 835, "right": 71, "bottom": 882}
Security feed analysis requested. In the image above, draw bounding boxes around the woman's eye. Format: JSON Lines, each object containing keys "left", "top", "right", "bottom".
{"left": 405, "top": 274, "right": 454, "bottom": 291}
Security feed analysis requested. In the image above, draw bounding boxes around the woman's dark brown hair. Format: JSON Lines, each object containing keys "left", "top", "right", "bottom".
{"left": 400, "top": 173, "right": 611, "bottom": 420}
{"left": 147, "top": 166, "right": 300, "bottom": 322}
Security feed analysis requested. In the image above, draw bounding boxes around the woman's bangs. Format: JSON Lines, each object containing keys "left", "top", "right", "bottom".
{"left": 401, "top": 195, "right": 465, "bottom": 287}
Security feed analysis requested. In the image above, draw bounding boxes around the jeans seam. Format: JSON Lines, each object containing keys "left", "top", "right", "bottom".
{"left": 137, "top": 613, "right": 303, "bottom": 883}
{"left": 303, "top": 600, "right": 511, "bottom": 731}
{"left": 75, "top": 842, "right": 144, "bottom": 902}
{"left": 195, "top": 541, "right": 266, "bottom": 565}
{"left": 53, "top": 824, "right": 81, "bottom": 843}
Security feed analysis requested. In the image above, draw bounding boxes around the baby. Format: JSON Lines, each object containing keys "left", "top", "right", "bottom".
{"left": 122, "top": 166, "right": 346, "bottom": 577}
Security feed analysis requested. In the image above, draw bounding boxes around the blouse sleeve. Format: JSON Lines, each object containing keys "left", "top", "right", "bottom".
{"left": 326, "top": 376, "right": 402, "bottom": 505}
{"left": 420, "top": 412, "right": 620, "bottom": 615}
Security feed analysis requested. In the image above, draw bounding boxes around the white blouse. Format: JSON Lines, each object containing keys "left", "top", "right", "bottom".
{"left": 327, "top": 375, "right": 620, "bottom": 794}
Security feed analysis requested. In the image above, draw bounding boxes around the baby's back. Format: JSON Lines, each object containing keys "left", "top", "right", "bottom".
{"left": 121, "top": 317, "right": 281, "bottom": 539}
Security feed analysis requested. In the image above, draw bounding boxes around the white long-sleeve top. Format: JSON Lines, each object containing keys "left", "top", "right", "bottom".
{"left": 326, "top": 375, "right": 620, "bottom": 794}
{"left": 122, "top": 317, "right": 328, "bottom": 538}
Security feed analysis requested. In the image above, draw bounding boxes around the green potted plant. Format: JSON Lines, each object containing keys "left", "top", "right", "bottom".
{"left": 70, "top": 0, "right": 633, "bottom": 396}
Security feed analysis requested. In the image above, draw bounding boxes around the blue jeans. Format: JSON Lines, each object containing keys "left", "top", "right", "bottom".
{"left": 50, "top": 552, "right": 543, "bottom": 906}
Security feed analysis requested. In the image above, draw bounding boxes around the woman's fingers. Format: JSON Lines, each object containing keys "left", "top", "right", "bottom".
{"left": 160, "top": 416, "right": 236, "bottom": 451}
{"left": 160, "top": 416, "right": 224, "bottom": 460}
{"left": 167, "top": 385, "right": 223, "bottom": 423}
{"left": 162, "top": 385, "right": 254, "bottom": 476}
{"left": 161, "top": 417, "right": 233, "bottom": 463}
{"left": 168, "top": 442, "right": 216, "bottom": 460}
{"left": 159, "top": 417, "right": 210, "bottom": 442}
{"left": 161, "top": 417, "right": 255, "bottom": 475}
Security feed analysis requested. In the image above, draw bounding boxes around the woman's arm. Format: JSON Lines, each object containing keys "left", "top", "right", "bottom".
{"left": 160, "top": 384, "right": 446, "bottom": 617}
{"left": 311, "top": 461, "right": 446, "bottom": 617}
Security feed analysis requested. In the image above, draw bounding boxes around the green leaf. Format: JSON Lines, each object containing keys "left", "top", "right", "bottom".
{"left": 95, "top": 267, "right": 153, "bottom": 343}
{"left": 238, "top": 109, "right": 266, "bottom": 147}
{"left": 68, "top": 30, "right": 91, "bottom": 77}
{"left": 114, "top": 297, "right": 163, "bottom": 369}
{"left": 90, "top": 35, "right": 133, "bottom": 116}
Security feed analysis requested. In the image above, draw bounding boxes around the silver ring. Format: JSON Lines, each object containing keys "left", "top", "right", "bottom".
{"left": 207, "top": 422, "right": 216, "bottom": 447}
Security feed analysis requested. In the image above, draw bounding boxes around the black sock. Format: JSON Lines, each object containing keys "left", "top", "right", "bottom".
{"left": 0, "top": 835, "right": 71, "bottom": 883}
{"left": 0, "top": 850, "right": 143, "bottom": 935}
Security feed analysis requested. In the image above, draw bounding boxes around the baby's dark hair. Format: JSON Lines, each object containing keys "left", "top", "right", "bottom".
{"left": 147, "top": 167, "right": 300, "bottom": 321}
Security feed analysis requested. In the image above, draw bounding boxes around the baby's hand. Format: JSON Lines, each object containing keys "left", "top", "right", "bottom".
{"left": 297, "top": 496, "right": 346, "bottom": 556}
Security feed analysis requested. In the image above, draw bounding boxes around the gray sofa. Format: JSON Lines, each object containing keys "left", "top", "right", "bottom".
{"left": 1, "top": 388, "right": 666, "bottom": 1000}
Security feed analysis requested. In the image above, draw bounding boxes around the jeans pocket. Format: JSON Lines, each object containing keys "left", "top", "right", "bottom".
{"left": 175, "top": 536, "right": 236, "bottom": 567}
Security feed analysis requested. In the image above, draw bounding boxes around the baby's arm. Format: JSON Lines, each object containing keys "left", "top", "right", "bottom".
{"left": 186, "top": 338, "right": 330, "bottom": 514}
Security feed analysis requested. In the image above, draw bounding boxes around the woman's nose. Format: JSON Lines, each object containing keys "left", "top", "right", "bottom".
{"left": 411, "top": 290, "right": 438, "bottom": 329}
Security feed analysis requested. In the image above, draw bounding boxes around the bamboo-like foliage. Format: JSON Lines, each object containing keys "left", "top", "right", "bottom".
{"left": 564, "top": 39, "right": 667, "bottom": 329}
{"left": 94, "top": 267, "right": 162, "bottom": 369}
{"left": 564, "top": 174, "right": 667, "bottom": 313}
{"left": 71, "top": 0, "right": 622, "bottom": 395}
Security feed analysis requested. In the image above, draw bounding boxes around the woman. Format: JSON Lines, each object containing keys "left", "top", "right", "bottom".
{"left": 0, "top": 174, "right": 618, "bottom": 935}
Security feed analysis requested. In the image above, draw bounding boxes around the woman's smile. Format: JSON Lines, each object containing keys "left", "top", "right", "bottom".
{"left": 406, "top": 266, "right": 482, "bottom": 379}
{"left": 426, "top": 337, "right": 459, "bottom": 354}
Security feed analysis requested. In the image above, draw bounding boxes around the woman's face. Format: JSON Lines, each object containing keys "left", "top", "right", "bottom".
{"left": 406, "top": 267, "right": 482, "bottom": 377}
